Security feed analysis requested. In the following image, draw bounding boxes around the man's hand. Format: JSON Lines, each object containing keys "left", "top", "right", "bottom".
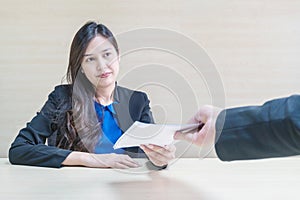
{"left": 174, "top": 105, "right": 222, "bottom": 157}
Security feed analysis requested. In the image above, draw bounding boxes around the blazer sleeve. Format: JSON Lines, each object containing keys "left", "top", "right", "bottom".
{"left": 215, "top": 95, "right": 300, "bottom": 161}
{"left": 8, "top": 86, "right": 72, "bottom": 168}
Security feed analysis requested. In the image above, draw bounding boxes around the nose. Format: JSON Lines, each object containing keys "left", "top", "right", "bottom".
{"left": 96, "top": 57, "right": 108, "bottom": 71}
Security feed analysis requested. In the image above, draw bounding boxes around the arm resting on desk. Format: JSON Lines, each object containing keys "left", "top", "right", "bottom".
{"left": 9, "top": 87, "right": 72, "bottom": 168}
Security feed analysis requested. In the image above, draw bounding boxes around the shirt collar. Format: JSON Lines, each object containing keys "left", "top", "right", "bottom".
{"left": 94, "top": 101, "right": 118, "bottom": 114}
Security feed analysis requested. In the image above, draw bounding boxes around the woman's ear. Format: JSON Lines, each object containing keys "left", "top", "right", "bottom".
{"left": 80, "top": 67, "right": 85, "bottom": 74}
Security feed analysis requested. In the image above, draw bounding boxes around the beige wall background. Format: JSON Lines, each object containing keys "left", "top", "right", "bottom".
{"left": 1, "top": 0, "right": 300, "bottom": 158}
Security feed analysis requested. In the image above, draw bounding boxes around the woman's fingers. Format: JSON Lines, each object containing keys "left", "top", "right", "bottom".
{"left": 140, "top": 144, "right": 176, "bottom": 166}
{"left": 119, "top": 156, "right": 140, "bottom": 168}
{"left": 142, "top": 144, "right": 174, "bottom": 158}
{"left": 92, "top": 154, "right": 140, "bottom": 168}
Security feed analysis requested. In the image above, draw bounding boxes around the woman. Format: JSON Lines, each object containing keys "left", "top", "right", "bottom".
{"left": 9, "top": 21, "right": 175, "bottom": 169}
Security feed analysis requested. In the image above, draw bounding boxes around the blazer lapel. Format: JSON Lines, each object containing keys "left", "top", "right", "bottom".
{"left": 113, "top": 84, "right": 135, "bottom": 132}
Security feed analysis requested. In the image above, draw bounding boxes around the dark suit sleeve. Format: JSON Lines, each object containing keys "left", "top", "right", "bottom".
{"left": 8, "top": 86, "right": 72, "bottom": 168}
{"left": 215, "top": 95, "right": 300, "bottom": 161}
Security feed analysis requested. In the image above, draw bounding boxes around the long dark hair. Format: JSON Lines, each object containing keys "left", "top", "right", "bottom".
{"left": 57, "top": 21, "right": 119, "bottom": 152}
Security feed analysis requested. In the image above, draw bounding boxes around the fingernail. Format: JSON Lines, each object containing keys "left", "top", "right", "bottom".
{"left": 173, "top": 133, "right": 178, "bottom": 139}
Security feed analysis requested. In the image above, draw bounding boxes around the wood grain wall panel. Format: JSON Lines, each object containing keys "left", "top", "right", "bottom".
{"left": 1, "top": 0, "right": 299, "bottom": 157}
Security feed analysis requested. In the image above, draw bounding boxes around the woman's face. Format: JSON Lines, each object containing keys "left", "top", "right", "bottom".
{"left": 81, "top": 35, "right": 119, "bottom": 89}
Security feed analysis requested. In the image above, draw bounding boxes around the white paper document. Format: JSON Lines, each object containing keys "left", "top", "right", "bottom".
{"left": 113, "top": 121, "right": 200, "bottom": 149}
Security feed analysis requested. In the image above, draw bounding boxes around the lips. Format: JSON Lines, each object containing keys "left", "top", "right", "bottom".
{"left": 98, "top": 72, "right": 112, "bottom": 78}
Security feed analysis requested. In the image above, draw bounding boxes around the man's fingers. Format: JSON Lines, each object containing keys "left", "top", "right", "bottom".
{"left": 173, "top": 131, "right": 194, "bottom": 142}
{"left": 187, "top": 109, "right": 207, "bottom": 124}
{"left": 174, "top": 129, "right": 208, "bottom": 146}
{"left": 187, "top": 105, "right": 218, "bottom": 124}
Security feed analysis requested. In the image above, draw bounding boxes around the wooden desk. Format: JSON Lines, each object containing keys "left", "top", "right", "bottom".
{"left": 1, "top": 157, "right": 299, "bottom": 200}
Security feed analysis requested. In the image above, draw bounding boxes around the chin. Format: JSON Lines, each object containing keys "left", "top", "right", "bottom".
{"left": 97, "top": 79, "right": 115, "bottom": 88}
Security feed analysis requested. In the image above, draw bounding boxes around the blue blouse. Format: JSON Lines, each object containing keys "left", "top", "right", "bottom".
{"left": 94, "top": 101, "right": 125, "bottom": 154}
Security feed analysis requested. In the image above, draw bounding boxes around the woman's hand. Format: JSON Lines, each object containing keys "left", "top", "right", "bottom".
{"left": 63, "top": 152, "right": 140, "bottom": 169}
{"left": 140, "top": 144, "right": 176, "bottom": 167}
{"left": 87, "top": 153, "right": 141, "bottom": 169}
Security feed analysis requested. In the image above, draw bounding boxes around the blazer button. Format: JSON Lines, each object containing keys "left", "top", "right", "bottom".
{"left": 51, "top": 123, "right": 58, "bottom": 131}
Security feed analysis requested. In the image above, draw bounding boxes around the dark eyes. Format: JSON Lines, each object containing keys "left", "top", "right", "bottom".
{"left": 103, "top": 52, "right": 112, "bottom": 58}
{"left": 85, "top": 52, "right": 113, "bottom": 62}
{"left": 86, "top": 57, "right": 95, "bottom": 62}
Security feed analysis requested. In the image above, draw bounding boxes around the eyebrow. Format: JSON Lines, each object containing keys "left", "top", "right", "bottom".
{"left": 84, "top": 48, "right": 113, "bottom": 56}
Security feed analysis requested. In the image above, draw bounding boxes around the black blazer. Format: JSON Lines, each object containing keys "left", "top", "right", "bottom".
{"left": 9, "top": 84, "right": 154, "bottom": 168}
{"left": 215, "top": 95, "right": 300, "bottom": 161}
